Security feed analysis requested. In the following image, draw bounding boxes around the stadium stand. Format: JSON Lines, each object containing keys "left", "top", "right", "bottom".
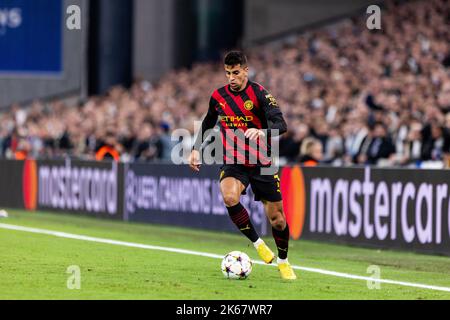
{"left": 0, "top": 0, "right": 448, "bottom": 168}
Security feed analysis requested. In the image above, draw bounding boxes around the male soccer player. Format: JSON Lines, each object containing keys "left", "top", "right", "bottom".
{"left": 188, "top": 51, "right": 296, "bottom": 280}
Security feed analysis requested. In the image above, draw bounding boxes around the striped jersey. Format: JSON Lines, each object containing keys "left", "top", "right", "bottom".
{"left": 194, "top": 80, "right": 287, "bottom": 167}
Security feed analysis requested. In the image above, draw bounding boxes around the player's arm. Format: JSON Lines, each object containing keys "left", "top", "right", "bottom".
{"left": 189, "top": 96, "right": 219, "bottom": 171}
{"left": 260, "top": 89, "right": 287, "bottom": 135}
{"left": 246, "top": 87, "right": 287, "bottom": 141}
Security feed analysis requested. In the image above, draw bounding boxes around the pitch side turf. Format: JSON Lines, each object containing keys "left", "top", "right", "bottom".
{"left": 0, "top": 209, "right": 449, "bottom": 300}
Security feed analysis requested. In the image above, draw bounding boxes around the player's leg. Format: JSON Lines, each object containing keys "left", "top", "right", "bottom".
{"left": 250, "top": 174, "right": 290, "bottom": 260}
{"left": 220, "top": 175, "right": 260, "bottom": 243}
{"left": 263, "top": 201, "right": 289, "bottom": 259}
{"left": 250, "top": 172, "right": 297, "bottom": 279}
{"left": 263, "top": 201, "right": 296, "bottom": 279}
{"left": 220, "top": 167, "right": 274, "bottom": 264}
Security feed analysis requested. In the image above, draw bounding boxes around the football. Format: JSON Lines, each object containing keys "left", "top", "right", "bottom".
{"left": 221, "top": 251, "right": 253, "bottom": 280}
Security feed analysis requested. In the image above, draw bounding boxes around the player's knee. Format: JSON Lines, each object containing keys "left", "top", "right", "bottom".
{"left": 223, "top": 194, "right": 240, "bottom": 207}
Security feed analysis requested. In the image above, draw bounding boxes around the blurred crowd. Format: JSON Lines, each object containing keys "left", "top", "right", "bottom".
{"left": 0, "top": 0, "right": 449, "bottom": 167}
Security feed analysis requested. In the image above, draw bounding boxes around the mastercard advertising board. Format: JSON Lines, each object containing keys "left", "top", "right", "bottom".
{"left": 20, "top": 159, "right": 123, "bottom": 219}
{"left": 281, "top": 165, "right": 450, "bottom": 256}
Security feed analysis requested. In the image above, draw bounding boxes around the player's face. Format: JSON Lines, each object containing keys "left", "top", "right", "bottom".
{"left": 225, "top": 64, "right": 249, "bottom": 91}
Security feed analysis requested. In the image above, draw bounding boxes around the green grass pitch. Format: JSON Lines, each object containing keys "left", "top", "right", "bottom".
{"left": 0, "top": 209, "right": 449, "bottom": 300}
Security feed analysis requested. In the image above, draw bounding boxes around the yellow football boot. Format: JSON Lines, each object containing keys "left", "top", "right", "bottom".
{"left": 255, "top": 242, "right": 275, "bottom": 264}
{"left": 278, "top": 262, "right": 297, "bottom": 280}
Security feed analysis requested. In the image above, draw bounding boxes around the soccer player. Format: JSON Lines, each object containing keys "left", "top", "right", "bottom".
{"left": 188, "top": 51, "right": 297, "bottom": 280}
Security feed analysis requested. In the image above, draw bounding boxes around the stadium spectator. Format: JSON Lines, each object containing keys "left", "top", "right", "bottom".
{"left": 132, "top": 122, "right": 161, "bottom": 162}
{"left": 95, "top": 131, "right": 122, "bottom": 162}
{"left": 420, "top": 120, "right": 450, "bottom": 162}
{"left": 279, "top": 122, "right": 309, "bottom": 163}
{"left": 398, "top": 121, "right": 424, "bottom": 166}
{"left": 299, "top": 137, "right": 323, "bottom": 167}
{"left": 357, "top": 122, "right": 396, "bottom": 166}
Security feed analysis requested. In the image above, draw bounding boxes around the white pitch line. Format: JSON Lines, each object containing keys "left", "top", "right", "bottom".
{"left": 1, "top": 223, "right": 450, "bottom": 293}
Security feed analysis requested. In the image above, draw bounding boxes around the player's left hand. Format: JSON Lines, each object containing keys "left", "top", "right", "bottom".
{"left": 244, "top": 128, "right": 265, "bottom": 141}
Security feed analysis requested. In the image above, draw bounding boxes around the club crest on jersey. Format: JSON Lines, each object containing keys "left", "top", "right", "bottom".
{"left": 244, "top": 100, "right": 254, "bottom": 111}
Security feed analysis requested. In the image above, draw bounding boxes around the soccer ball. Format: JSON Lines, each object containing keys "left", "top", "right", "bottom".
{"left": 221, "top": 251, "right": 253, "bottom": 280}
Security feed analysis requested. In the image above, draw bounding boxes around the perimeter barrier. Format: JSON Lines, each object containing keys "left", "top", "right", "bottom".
{"left": 1, "top": 159, "right": 449, "bottom": 256}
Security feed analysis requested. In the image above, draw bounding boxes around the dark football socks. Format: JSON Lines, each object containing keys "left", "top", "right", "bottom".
{"left": 272, "top": 224, "right": 290, "bottom": 260}
{"left": 227, "top": 203, "right": 259, "bottom": 243}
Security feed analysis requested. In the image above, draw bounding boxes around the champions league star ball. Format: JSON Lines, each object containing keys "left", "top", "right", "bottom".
{"left": 221, "top": 251, "right": 253, "bottom": 280}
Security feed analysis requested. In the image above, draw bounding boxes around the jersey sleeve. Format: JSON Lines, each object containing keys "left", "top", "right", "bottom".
{"left": 256, "top": 86, "right": 287, "bottom": 136}
{"left": 192, "top": 95, "right": 219, "bottom": 151}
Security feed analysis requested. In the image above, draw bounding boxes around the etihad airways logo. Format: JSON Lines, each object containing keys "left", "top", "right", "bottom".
{"left": 219, "top": 116, "right": 255, "bottom": 129}
{"left": 219, "top": 116, "right": 254, "bottom": 122}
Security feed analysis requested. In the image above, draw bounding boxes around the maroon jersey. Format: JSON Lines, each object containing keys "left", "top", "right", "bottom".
{"left": 194, "top": 80, "right": 287, "bottom": 167}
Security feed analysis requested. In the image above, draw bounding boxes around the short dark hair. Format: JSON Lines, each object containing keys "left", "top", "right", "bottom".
{"left": 224, "top": 51, "right": 247, "bottom": 67}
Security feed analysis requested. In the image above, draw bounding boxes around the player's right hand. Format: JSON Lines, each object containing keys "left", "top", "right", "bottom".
{"left": 189, "top": 150, "right": 201, "bottom": 172}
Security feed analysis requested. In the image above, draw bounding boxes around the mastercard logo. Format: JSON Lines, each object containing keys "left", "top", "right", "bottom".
{"left": 280, "top": 166, "right": 306, "bottom": 240}
{"left": 22, "top": 159, "right": 38, "bottom": 211}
